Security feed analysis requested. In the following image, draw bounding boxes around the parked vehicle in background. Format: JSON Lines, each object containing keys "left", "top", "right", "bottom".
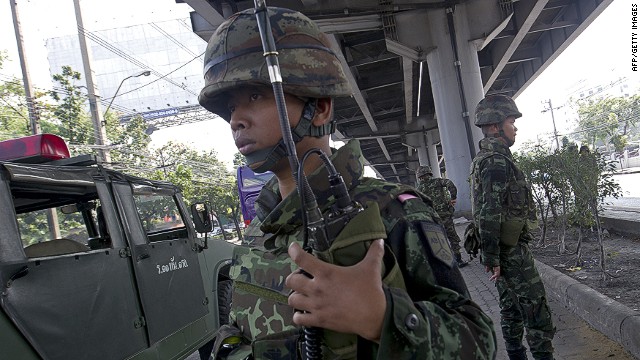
{"left": 0, "top": 134, "right": 235, "bottom": 360}
{"left": 236, "top": 165, "right": 274, "bottom": 225}
{"left": 209, "top": 227, "right": 223, "bottom": 236}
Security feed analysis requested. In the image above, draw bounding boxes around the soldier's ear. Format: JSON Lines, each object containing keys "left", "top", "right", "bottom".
{"left": 311, "top": 97, "right": 333, "bottom": 126}
{"left": 484, "top": 123, "right": 500, "bottom": 135}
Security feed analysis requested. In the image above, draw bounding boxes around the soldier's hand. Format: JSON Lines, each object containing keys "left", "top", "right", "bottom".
{"left": 485, "top": 265, "right": 501, "bottom": 281}
{"left": 450, "top": 199, "right": 457, "bottom": 207}
{"left": 286, "top": 239, "right": 386, "bottom": 342}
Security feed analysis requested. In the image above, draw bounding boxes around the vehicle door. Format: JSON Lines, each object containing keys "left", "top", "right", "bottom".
{"left": 0, "top": 163, "right": 147, "bottom": 360}
{"left": 111, "top": 180, "right": 208, "bottom": 344}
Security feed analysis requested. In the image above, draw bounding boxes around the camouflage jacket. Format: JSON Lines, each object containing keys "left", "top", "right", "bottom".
{"left": 469, "top": 137, "right": 536, "bottom": 267}
{"left": 416, "top": 177, "right": 457, "bottom": 216}
{"left": 218, "top": 140, "right": 496, "bottom": 360}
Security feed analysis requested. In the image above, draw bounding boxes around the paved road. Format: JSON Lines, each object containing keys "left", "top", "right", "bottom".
{"left": 461, "top": 258, "right": 635, "bottom": 360}
{"left": 612, "top": 170, "right": 640, "bottom": 198}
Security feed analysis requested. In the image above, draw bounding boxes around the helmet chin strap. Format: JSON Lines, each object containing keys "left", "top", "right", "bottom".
{"left": 497, "top": 128, "right": 514, "bottom": 147}
{"left": 244, "top": 99, "right": 335, "bottom": 173}
{"left": 489, "top": 122, "right": 513, "bottom": 147}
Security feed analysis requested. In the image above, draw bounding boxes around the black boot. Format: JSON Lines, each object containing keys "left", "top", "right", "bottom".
{"left": 455, "top": 253, "right": 469, "bottom": 268}
{"left": 506, "top": 347, "right": 528, "bottom": 360}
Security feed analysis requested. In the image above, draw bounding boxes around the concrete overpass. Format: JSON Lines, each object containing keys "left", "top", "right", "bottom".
{"left": 181, "top": 0, "right": 612, "bottom": 213}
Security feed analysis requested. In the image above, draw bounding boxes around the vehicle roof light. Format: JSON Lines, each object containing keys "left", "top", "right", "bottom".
{"left": 0, "top": 134, "right": 70, "bottom": 163}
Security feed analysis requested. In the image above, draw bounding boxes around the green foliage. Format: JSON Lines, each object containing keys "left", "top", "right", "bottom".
{"left": 50, "top": 66, "right": 93, "bottom": 146}
{"left": 514, "top": 140, "right": 621, "bottom": 244}
{"left": 233, "top": 152, "right": 245, "bottom": 167}
{"left": 148, "top": 142, "right": 241, "bottom": 234}
{"left": 573, "top": 95, "right": 640, "bottom": 151}
{"left": 515, "top": 142, "right": 566, "bottom": 245}
{"left": 2, "top": 57, "right": 243, "bottom": 237}
{"left": 17, "top": 208, "right": 85, "bottom": 246}
{"left": 17, "top": 210, "right": 52, "bottom": 246}
{"left": 0, "top": 53, "right": 26, "bottom": 136}
{"left": 107, "top": 115, "right": 152, "bottom": 175}
{"left": 514, "top": 143, "right": 557, "bottom": 213}
{"left": 0, "top": 74, "right": 30, "bottom": 139}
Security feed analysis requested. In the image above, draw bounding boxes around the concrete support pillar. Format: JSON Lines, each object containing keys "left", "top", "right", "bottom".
{"left": 425, "top": 130, "right": 441, "bottom": 178}
{"left": 425, "top": 4, "right": 485, "bottom": 213}
{"left": 411, "top": 119, "right": 442, "bottom": 182}
{"left": 406, "top": 131, "right": 425, "bottom": 184}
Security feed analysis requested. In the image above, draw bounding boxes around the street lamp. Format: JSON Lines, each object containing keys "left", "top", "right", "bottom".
{"left": 103, "top": 70, "right": 151, "bottom": 117}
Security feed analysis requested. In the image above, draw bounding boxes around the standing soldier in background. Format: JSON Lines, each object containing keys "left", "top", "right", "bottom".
{"left": 416, "top": 165, "right": 468, "bottom": 267}
{"left": 470, "top": 95, "right": 555, "bottom": 360}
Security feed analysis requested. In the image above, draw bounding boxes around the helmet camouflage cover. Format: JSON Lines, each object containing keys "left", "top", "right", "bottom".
{"left": 474, "top": 94, "right": 522, "bottom": 127}
{"left": 416, "top": 165, "right": 432, "bottom": 178}
{"left": 198, "top": 7, "right": 352, "bottom": 120}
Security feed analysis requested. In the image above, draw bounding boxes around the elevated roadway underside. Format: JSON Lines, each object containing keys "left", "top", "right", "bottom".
{"left": 181, "top": 0, "right": 612, "bottom": 188}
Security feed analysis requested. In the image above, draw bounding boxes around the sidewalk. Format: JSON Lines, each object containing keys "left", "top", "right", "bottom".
{"left": 455, "top": 222, "right": 639, "bottom": 360}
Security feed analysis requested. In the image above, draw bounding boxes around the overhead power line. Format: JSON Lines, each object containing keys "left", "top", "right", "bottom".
{"left": 150, "top": 21, "right": 203, "bottom": 60}
{"left": 77, "top": 24, "right": 199, "bottom": 97}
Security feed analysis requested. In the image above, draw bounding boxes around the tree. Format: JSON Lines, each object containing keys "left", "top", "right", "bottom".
{"left": 106, "top": 115, "right": 152, "bottom": 175}
{"left": 573, "top": 95, "right": 640, "bottom": 152}
{"left": 0, "top": 52, "right": 56, "bottom": 139}
{"left": 149, "top": 142, "right": 199, "bottom": 200}
{"left": 520, "top": 137, "right": 622, "bottom": 281}
{"left": 515, "top": 143, "right": 559, "bottom": 247}
{"left": 568, "top": 146, "right": 621, "bottom": 281}
{"left": 149, "top": 142, "right": 242, "bottom": 239}
{"left": 233, "top": 152, "right": 245, "bottom": 167}
{"left": 0, "top": 64, "right": 29, "bottom": 138}
{"left": 50, "top": 66, "right": 94, "bottom": 147}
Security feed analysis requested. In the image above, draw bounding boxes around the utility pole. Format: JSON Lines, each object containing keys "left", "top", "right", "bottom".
{"left": 10, "top": 0, "right": 41, "bottom": 134}
{"left": 543, "top": 98, "right": 568, "bottom": 250}
{"left": 11, "top": 0, "right": 60, "bottom": 238}
{"left": 73, "top": 0, "right": 111, "bottom": 165}
{"left": 542, "top": 98, "right": 561, "bottom": 150}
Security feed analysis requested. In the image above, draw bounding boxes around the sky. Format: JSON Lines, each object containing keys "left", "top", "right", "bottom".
{"left": 0, "top": 0, "right": 237, "bottom": 166}
{"left": 0, "top": 0, "right": 636, "bottom": 166}
{"left": 510, "top": 0, "right": 635, "bottom": 152}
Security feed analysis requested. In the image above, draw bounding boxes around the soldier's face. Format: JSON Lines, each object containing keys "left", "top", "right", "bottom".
{"left": 226, "top": 85, "right": 306, "bottom": 169}
{"left": 501, "top": 116, "right": 518, "bottom": 146}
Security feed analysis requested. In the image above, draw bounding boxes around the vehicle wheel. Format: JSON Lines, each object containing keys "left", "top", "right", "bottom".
{"left": 217, "top": 279, "right": 233, "bottom": 326}
{"left": 198, "top": 280, "right": 233, "bottom": 360}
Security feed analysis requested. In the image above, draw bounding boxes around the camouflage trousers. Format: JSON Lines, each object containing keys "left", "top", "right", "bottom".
{"left": 438, "top": 212, "right": 461, "bottom": 255}
{"left": 496, "top": 242, "right": 555, "bottom": 360}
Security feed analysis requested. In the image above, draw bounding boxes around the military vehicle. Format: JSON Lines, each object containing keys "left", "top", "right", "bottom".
{"left": 0, "top": 134, "right": 235, "bottom": 360}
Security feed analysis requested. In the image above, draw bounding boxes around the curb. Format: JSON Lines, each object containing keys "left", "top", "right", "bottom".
{"left": 601, "top": 215, "right": 640, "bottom": 237}
{"left": 536, "top": 260, "right": 640, "bottom": 359}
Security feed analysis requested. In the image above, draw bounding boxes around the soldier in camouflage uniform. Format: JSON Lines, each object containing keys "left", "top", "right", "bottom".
{"left": 470, "top": 95, "right": 555, "bottom": 360}
{"left": 199, "top": 7, "right": 496, "bottom": 359}
{"left": 416, "top": 165, "right": 468, "bottom": 267}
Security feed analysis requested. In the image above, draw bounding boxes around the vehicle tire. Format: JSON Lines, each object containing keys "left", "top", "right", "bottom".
{"left": 217, "top": 279, "right": 233, "bottom": 326}
{"left": 198, "top": 279, "right": 233, "bottom": 360}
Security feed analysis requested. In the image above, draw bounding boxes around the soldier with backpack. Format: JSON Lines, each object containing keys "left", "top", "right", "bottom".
{"left": 198, "top": 6, "right": 496, "bottom": 359}
{"left": 470, "top": 95, "right": 555, "bottom": 360}
{"left": 416, "top": 165, "right": 468, "bottom": 267}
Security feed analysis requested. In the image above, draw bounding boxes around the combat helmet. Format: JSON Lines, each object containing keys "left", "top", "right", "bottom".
{"left": 416, "top": 165, "right": 432, "bottom": 178}
{"left": 198, "top": 7, "right": 352, "bottom": 120}
{"left": 474, "top": 94, "right": 522, "bottom": 127}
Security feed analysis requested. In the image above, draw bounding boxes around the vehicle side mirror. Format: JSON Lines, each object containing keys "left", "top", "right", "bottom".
{"left": 191, "top": 203, "right": 213, "bottom": 233}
